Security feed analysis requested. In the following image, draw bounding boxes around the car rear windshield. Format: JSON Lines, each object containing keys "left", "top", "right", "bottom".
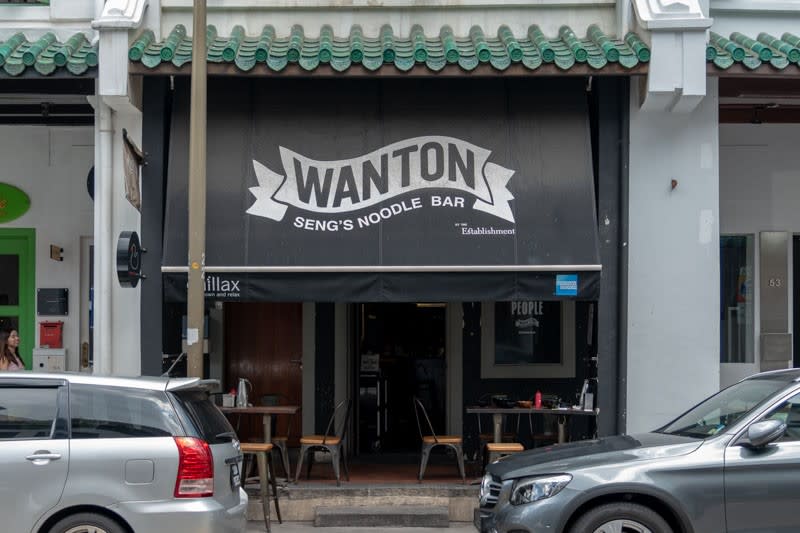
{"left": 70, "top": 384, "right": 183, "bottom": 439}
{"left": 659, "top": 378, "right": 789, "bottom": 438}
{"left": 170, "top": 390, "right": 236, "bottom": 445}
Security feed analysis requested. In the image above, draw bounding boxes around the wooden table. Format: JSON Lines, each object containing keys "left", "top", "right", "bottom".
{"left": 219, "top": 405, "right": 300, "bottom": 443}
{"left": 466, "top": 406, "right": 598, "bottom": 444}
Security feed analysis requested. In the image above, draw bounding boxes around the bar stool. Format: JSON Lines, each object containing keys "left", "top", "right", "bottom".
{"left": 477, "top": 411, "right": 519, "bottom": 465}
{"left": 484, "top": 442, "right": 525, "bottom": 469}
{"left": 240, "top": 442, "right": 282, "bottom": 532}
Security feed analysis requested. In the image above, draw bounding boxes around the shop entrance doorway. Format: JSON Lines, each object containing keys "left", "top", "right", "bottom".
{"left": 0, "top": 229, "right": 35, "bottom": 368}
{"left": 355, "top": 303, "right": 447, "bottom": 455}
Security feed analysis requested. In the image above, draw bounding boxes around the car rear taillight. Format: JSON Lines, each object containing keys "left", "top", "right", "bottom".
{"left": 174, "top": 436, "right": 214, "bottom": 498}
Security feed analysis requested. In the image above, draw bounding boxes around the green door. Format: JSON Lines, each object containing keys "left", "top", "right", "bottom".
{"left": 0, "top": 228, "right": 35, "bottom": 368}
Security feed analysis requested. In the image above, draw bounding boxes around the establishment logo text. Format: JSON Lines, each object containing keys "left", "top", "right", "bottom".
{"left": 246, "top": 136, "right": 516, "bottom": 230}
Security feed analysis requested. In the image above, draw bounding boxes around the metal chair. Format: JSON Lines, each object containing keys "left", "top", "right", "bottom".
{"left": 413, "top": 396, "right": 466, "bottom": 483}
{"left": 294, "top": 398, "right": 351, "bottom": 486}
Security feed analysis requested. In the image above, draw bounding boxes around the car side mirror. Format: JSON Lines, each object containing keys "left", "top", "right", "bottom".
{"left": 741, "top": 419, "right": 786, "bottom": 449}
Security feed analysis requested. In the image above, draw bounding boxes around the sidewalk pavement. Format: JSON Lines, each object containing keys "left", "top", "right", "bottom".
{"left": 246, "top": 522, "right": 475, "bottom": 533}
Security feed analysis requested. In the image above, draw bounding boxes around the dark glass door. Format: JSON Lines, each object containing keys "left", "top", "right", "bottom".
{"left": 356, "top": 303, "right": 446, "bottom": 453}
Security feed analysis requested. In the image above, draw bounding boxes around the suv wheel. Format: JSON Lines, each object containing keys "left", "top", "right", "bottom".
{"left": 48, "top": 512, "right": 125, "bottom": 533}
{"left": 570, "top": 502, "right": 673, "bottom": 533}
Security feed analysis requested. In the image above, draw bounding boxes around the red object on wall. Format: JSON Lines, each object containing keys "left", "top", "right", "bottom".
{"left": 39, "top": 321, "right": 64, "bottom": 349}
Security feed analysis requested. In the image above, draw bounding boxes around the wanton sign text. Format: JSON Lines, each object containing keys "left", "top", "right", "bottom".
{"left": 246, "top": 136, "right": 516, "bottom": 231}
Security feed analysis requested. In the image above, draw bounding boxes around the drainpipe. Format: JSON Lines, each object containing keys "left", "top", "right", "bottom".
{"left": 93, "top": 96, "right": 113, "bottom": 375}
{"left": 93, "top": 0, "right": 112, "bottom": 375}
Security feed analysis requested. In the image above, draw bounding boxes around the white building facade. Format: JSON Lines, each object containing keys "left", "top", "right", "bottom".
{"left": 5, "top": 0, "right": 800, "bottom": 439}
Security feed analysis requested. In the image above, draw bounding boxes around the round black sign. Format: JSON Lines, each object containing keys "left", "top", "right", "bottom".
{"left": 87, "top": 166, "right": 94, "bottom": 200}
{"left": 117, "top": 231, "right": 143, "bottom": 288}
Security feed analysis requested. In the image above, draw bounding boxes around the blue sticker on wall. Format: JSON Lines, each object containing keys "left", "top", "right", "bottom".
{"left": 555, "top": 274, "right": 578, "bottom": 296}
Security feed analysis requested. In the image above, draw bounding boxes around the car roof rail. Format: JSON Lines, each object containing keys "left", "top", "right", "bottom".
{"left": 742, "top": 368, "right": 800, "bottom": 382}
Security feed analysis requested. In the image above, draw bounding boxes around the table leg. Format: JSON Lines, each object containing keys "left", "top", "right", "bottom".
{"left": 493, "top": 414, "right": 503, "bottom": 443}
{"left": 263, "top": 414, "right": 272, "bottom": 443}
{"left": 557, "top": 416, "right": 566, "bottom": 444}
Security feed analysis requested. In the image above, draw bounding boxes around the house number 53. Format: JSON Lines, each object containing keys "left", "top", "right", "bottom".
{"left": 769, "top": 278, "right": 783, "bottom": 287}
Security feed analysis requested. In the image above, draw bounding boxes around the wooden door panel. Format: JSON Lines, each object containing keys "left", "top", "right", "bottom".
{"left": 224, "top": 302, "right": 303, "bottom": 446}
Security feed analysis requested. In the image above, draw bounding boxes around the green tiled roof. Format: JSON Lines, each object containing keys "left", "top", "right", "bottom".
{"left": 0, "top": 32, "right": 97, "bottom": 76}
{"left": 129, "top": 24, "right": 650, "bottom": 74}
{"left": 708, "top": 31, "right": 800, "bottom": 71}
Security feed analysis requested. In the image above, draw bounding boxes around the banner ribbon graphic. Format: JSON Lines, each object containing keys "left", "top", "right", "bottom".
{"left": 247, "top": 135, "right": 516, "bottom": 223}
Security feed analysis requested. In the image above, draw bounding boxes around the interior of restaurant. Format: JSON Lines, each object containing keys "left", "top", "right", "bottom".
{"left": 355, "top": 303, "right": 447, "bottom": 455}
{"left": 162, "top": 299, "right": 599, "bottom": 481}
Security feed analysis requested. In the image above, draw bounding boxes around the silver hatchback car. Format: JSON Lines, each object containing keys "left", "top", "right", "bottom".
{"left": 0, "top": 373, "right": 248, "bottom": 533}
{"left": 477, "top": 368, "right": 800, "bottom": 533}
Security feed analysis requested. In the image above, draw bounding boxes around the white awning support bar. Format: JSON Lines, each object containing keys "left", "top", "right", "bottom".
{"left": 162, "top": 264, "right": 602, "bottom": 273}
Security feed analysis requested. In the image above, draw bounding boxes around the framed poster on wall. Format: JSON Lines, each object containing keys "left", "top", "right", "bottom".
{"left": 494, "top": 301, "right": 562, "bottom": 365}
{"left": 481, "top": 301, "right": 575, "bottom": 379}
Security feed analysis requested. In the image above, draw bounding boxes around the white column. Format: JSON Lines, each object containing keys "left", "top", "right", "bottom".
{"left": 94, "top": 0, "right": 148, "bottom": 376}
{"left": 92, "top": 95, "right": 113, "bottom": 375}
{"left": 625, "top": 78, "right": 721, "bottom": 434}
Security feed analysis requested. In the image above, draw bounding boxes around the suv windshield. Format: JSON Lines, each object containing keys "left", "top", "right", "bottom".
{"left": 659, "top": 377, "right": 789, "bottom": 438}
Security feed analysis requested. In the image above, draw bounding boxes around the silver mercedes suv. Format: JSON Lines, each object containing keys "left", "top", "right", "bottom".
{"left": 476, "top": 368, "right": 800, "bottom": 533}
{"left": 0, "top": 373, "right": 248, "bottom": 533}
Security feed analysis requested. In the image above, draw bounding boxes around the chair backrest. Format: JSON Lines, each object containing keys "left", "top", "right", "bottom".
{"left": 322, "top": 398, "right": 351, "bottom": 444}
{"left": 413, "top": 396, "right": 438, "bottom": 443}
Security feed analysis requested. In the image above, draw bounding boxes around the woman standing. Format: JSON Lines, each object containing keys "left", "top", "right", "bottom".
{"left": 0, "top": 329, "right": 24, "bottom": 371}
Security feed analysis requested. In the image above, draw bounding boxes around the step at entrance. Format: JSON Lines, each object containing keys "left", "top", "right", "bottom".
{"left": 314, "top": 505, "right": 450, "bottom": 528}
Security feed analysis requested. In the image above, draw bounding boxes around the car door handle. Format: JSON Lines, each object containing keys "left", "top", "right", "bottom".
{"left": 26, "top": 452, "right": 62, "bottom": 462}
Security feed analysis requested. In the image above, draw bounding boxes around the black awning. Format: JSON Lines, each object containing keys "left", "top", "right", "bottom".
{"left": 163, "top": 271, "right": 600, "bottom": 302}
{"left": 162, "top": 77, "right": 601, "bottom": 302}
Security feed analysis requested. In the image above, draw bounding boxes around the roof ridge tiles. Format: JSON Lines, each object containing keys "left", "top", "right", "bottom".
{"left": 128, "top": 24, "right": 650, "bottom": 75}
{"left": 0, "top": 31, "right": 95, "bottom": 77}
{"left": 709, "top": 30, "right": 800, "bottom": 73}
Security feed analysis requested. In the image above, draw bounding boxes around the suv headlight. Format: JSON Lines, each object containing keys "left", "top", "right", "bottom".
{"left": 510, "top": 474, "right": 572, "bottom": 505}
